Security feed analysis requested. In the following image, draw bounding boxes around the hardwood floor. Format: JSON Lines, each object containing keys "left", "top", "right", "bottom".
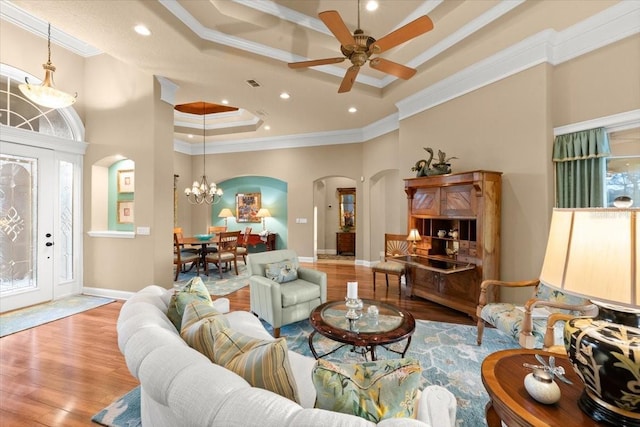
{"left": 0, "top": 262, "right": 475, "bottom": 426}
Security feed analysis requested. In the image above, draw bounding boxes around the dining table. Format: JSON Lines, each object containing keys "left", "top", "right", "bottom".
{"left": 178, "top": 235, "right": 221, "bottom": 269}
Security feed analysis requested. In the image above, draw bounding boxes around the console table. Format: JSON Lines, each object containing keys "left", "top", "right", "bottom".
{"left": 242, "top": 232, "right": 276, "bottom": 251}
{"left": 336, "top": 232, "right": 355, "bottom": 255}
{"left": 481, "top": 348, "right": 602, "bottom": 427}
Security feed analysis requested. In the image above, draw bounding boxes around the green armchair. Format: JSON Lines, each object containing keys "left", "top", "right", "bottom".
{"left": 247, "top": 249, "right": 327, "bottom": 338}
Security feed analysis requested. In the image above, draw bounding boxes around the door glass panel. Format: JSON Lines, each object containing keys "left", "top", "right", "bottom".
{"left": 59, "top": 160, "right": 73, "bottom": 281}
{"left": 0, "top": 153, "right": 37, "bottom": 294}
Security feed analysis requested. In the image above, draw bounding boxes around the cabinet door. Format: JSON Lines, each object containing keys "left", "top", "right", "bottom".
{"left": 440, "top": 185, "right": 475, "bottom": 216}
{"left": 412, "top": 187, "right": 440, "bottom": 215}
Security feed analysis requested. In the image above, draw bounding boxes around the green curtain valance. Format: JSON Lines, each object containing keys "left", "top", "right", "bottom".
{"left": 553, "top": 127, "right": 610, "bottom": 162}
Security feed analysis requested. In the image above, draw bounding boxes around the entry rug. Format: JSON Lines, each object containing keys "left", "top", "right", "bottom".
{"left": 175, "top": 263, "right": 250, "bottom": 296}
{"left": 93, "top": 319, "right": 516, "bottom": 427}
{"left": 0, "top": 294, "right": 114, "bottom": 337}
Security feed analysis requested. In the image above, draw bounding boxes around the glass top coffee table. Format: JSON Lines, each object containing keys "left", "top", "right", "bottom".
{"left": 308, "top": 299, "right": 416, "bottom": 361}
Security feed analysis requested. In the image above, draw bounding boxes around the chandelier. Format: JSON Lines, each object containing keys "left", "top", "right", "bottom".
{"left": 184, "top": 103, "right": 223, "bottom": 205}
{"left": 19, "top": 23, "right": 77, "bottom": 109}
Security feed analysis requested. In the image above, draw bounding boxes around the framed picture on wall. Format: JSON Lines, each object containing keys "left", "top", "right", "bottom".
{"left": 118, "top": 169, "right": 135, "bottom": 193}
{"left": 117, "top": 201, "right": 134, "bottom": 224}
{"left": 236, "top": 193, "right": 261, "bottom": 223}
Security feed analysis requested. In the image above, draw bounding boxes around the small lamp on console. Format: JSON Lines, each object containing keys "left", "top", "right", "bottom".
{"left": 540, "top": 208, "right": 639, "bottom": 426}
{"left": 218, "top": 208, "right": 234, "bottom": 228}
{"left": 256, "top": 208, "right": 271, "bottom": 231}
{"left": 407, "top": 229, "right": 421, "bottom": 255}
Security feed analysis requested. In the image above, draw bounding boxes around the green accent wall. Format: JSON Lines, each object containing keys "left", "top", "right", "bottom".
{"left": 212, "top": 176, "right": 287, "bottom": 251}
{"left": 108, "top": 159, "right": 135, "bottom": 232}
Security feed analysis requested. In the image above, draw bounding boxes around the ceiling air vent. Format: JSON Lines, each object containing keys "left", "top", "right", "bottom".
{"left": 246, "top": 79, "right": 261, "bottom": 88}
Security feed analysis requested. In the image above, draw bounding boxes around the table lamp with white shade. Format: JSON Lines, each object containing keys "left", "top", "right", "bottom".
{"left": 256, "top": 208, "right": 271, "bottom": 231}
{"left": 218, "top": 208, "right": 234, "bottom": 228}
{"left": 539, "top": 208, "right": 639, "bottom": 426}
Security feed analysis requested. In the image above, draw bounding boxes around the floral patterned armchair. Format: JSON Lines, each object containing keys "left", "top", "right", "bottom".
{"left": 476, "top": 279, "right": 598, "bottom": 351}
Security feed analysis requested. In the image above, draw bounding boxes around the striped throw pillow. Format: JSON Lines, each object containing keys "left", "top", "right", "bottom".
{"left": 213, "top": 328, "right": 300, "bottom": 404}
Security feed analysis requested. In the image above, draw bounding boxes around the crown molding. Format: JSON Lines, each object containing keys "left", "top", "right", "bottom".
{"left": 0, "top": 0, "right": 101, "bottom": 57}
{"left": 230, "top": 0, "right": 332, "bottom": 36}
{"left": 155, "top": 76, "right": 179, "bottom": 105}
{"left": 397, "top": 1, "right": 640, "bottom": 121}
{"left": 554, "top": 110, "right": 640, "bottom": 137}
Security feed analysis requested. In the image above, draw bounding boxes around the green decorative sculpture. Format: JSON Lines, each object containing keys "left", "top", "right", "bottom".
{"left": 411, "top": 147, "right": 458, "bottom": 177}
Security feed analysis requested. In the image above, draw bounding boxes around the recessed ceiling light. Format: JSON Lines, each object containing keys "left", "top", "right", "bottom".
{"left": 188, "top": 134, "right": 194, "bottom": 139}
{"left": 264, "top": 125, "right": 271, "bottom": 130}
{"left": 348, "top": 107, "right": 357, "bottom": 113}
{"left": 221, "top": 99, "right": 229, "bottom": 105}
{"left": 366, "top": 1, "right": 379, "bottom": 12}
{"left": 279, "top": 92, "right": 290, "bottom": 100}
{"left": 134, "top": 24, "right": 151, "bottom": 36}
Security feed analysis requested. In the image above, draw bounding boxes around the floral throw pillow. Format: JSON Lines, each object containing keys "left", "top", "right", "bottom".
{"left": 264, "top": 260, "right": 298, "bottom": 283}
{"left": 312, "top": 358, "right": 422, "bottom": 422}
{"left": 167, "top": 277, "right": 212, "bottom": 330}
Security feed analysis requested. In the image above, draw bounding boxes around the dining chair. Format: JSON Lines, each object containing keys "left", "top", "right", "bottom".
{"left": 236, "top": 227, "right": 252, "bottom": 264}
{"left": 205, "top": 230, "right": 240, "bottom": 279}
{"left": 174, "top": 226, "right": 200, "bottom": 248}
{"left": 201, "top": 226, "right": 227, "bottom": 256}
{"left": 174, "top": 233, "right": 200, "bottom": 281}
{"left": 207, "top": 226, "right": 227, "bottom": 234}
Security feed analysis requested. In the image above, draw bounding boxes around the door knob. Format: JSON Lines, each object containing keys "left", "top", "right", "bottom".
{"left": 45, "top": 242, "right": 54, "bottom": 247}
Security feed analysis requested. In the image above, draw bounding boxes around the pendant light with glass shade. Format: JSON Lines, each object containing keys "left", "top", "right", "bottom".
{"left": 19, "top": 23, "right": 77, "bottom": 109}
{"left": 183, "top": 102, "right": 223, "bottom": 205}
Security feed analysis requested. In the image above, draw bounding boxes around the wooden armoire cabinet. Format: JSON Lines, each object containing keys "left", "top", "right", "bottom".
{"left": 403, "top": 170, "right": 502, "bottom": 318}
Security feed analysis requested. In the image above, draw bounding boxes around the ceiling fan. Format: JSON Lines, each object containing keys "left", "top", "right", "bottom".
{"left": 287, "top": 0, "right": 434, "bottom": 93}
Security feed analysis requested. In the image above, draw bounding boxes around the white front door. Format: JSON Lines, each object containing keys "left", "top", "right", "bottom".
{"left": 0, "top": 142, "right": 55, "bottom": 312}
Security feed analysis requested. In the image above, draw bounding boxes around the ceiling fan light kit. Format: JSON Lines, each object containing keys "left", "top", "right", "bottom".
{"left": 288, "top": 0, "right": 434, "bottom": 93}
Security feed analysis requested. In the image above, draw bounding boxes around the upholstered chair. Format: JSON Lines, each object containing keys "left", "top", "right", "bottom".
{"left": 247, "top": 249, "right": 327, "bottom": 338}
{"left": 476, "top": 279, "right": 598, "bottom": 351}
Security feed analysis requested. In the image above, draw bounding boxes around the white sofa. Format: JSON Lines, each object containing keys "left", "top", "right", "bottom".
{"left": 117, "top": 285, "right": 457, "bottom": 427}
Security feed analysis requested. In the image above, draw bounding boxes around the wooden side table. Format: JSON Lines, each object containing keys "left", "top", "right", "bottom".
{"left": 481, "top": 348, "right": 604, "bottom": 427}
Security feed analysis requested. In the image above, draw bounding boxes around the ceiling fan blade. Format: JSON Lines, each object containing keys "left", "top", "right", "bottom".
{"left": 288, "top": 57, "right": 345, "bottom": 69}
{"left": 369, "top": 58, "right": 416, "bottom": 80}
{"left": 370, "top": 15, "right": 434, "bottom": 54}
{"left": 319, "top": 10, "right": 356, "bottom": 49}
{"left": 338, "top": 65, "right": 360, "bottom": 93}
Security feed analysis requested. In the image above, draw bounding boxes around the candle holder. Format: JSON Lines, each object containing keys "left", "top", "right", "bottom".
{"left": 345, "top": 297, "right": 363, "bottom": 331}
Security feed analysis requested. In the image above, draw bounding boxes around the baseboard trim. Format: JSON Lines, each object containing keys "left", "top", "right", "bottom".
{"left": 83, "top": 286, "right": 133, "bottom": 301}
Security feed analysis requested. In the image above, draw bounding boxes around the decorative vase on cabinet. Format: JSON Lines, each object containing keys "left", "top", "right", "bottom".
{"left": 403, "top": 170, "right": 502, "bottom": 317}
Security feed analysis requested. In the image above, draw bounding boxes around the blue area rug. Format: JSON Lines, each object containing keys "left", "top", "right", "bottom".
{"left": 175, "top": 263, "right": 249, "bottom": 296}
{"left": 92, "top": 386, "right": 141, "bottom": 427}
{"left": 93, "top": 318, "right": 516, "bottom": 426}
{"left": 269, "top": 319, "right": 517, "bottom": 427}
{"left": 0, "top": 294, "right": 115, "bottom": 337}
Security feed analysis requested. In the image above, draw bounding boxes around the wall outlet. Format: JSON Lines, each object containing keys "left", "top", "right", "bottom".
{"left": 136, "top": 226, "right": 150, "bottom": 235}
